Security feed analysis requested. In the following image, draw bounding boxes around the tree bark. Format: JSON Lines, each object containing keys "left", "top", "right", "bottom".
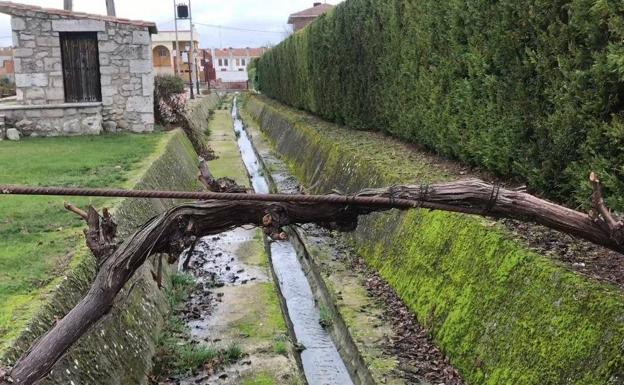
{"left": 2, "top": 177, "right": 622, "bottom": 385}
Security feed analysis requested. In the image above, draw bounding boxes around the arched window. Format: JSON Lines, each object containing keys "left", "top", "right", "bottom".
{"left": 152, "top": 46, "right": 171, "bottom": 67}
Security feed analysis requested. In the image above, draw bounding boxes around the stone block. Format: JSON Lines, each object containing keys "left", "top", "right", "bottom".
{"left": 42, "top": 108, "right": 65, "bottom": 118}
{"left": 14, "top": 48, "right": 33, "bottom": 58}
{"left": 81, "top": 115, "right": 103, "bottom": 135}
{"left": 102, "top": 86, "right": 117, "bottom": 97}
{"left": 19, "top": 33, "right": 34, "bottom": 40}
{"left": 45, "top": 87, "right": 65, "bottom": 101}
{"left": 33, "top": 73, "right": 48, "bottom": 87}
{"left": 40, "top": 21, "right": 52, "bottom": 32}
{"left": 142, "top": 74, "right": 154, "bottom": 97}
{"left": 132, "top": 30, "right": 150, "bottom": 45}
{"left": 52, "top": 19, "right": 106, "bottom": 32}
{"left": 103, "top": 120, "right": 117, "bottom": 133}
{"left": 50, "top": 75, "right": 65, "bottom": 88}
{"left": 129, "top": 60, "right": 151, "bottom": 74}
{"left": 126, "top": 96, "right": 152, "bottom": 113}
{"left": 36, "top": 36, "right": 59, "bottom": 47}
{"left": 62, "top": 118, "right": 80, "bottom": 134}
{"left": 14, "top": 73, "right": 29, "bottom": 87}
{"left": 101, "top": 75, "right": 112, "bottom": 86}
{"left": 24, "top": 87, "right": 45, "bottom": 100}
{"left": 140, "top": 113, "right": 154, "bottom": 125}
{"left": 44, "top": 57, "right": 62, "bottom": 71}
{"left": 100, "top": 66, "right": 119, "bottom": 75}
{"left": 11, "top": 17, "right": 26, "bottom": 31}
{"left": 6, "top": 128, "right": 20, "bottom": 141}
{"left": 25, "top": 110, "right": 41, "bottom": 118}
{"left": 99, "top": 41, "right": 117, "bottom": 53}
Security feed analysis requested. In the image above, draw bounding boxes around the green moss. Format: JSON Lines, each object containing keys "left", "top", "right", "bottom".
{"left": 243, "top": 95, "right": 624, "bottom": 385}
{"left": 241, "top": 373, "right": 278, "bottom": 385}
{"left": 207, "top": 110, "right": 250, "bottom": 186}
{"left": 232, "top": 283, "right": 287, "bottom": 341}
{"left": 237, "top": 231, "right": 269, "bottom": 268}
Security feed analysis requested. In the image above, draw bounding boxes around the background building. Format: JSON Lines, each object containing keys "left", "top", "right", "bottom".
{"left": 0, "top": 46, "right": 14, "bottom": 83}
{"left": 210, "top": 47, "right": 267, "bottom": 89}
{"left": 288, "top": 2, "right": 334, "bottom": 32}
{"left": 151, "top": 29, "right": 200, "bottom": 84}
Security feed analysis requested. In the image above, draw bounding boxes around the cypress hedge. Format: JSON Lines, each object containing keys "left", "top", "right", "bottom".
{"left": 257, "top": 0, "right": 624, "bottom": 210}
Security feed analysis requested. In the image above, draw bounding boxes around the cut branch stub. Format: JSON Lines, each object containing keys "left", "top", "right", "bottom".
{"left": 65, "top": 203, "right": 118, "bottom": 263}
{"left": 590, "top": 172, "right": 624, "bottom": 244}
{"left": 198, "top": 156, "right": 248, "bottom": 193}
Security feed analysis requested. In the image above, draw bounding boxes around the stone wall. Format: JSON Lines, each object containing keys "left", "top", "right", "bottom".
{"left": 6, "top": 7, "right": 154, "bottom": 134}
{"left": 0, "top": 102, "right": 102, "bottom": 136}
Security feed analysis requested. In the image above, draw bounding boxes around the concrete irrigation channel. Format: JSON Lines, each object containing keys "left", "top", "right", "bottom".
{"left": 156, "top": 96, "right": 440, "bottom": 385}
{"left": 230, "top": 96, "right": 465, "bottom": 385}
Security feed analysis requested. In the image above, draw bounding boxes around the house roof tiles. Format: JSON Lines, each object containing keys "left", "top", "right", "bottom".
{"left": 0, "top": 1, "right": 157, "bottom": 33}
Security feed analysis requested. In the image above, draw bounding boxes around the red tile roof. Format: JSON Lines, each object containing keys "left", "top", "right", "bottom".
{"left": 288, "top": 3, "right": 334, "bottom": 23}
{"left": 213, "top": 47, "right": 268, "bottom": 58}
{"left": 0, "top": 1, "right": 157, "bottom": 33}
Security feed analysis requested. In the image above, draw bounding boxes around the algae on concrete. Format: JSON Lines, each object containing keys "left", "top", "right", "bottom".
{"left": 242, "top": 94, "right": 624, "bottom": 385}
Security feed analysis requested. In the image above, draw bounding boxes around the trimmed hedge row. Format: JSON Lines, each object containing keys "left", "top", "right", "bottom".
{"left": 257, "top": 0, "right": 624, "bottom": 210}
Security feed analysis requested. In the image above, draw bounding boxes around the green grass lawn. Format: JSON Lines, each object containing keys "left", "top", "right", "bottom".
{"left": 0, "top": 133, "right": 166, "bottom": 349}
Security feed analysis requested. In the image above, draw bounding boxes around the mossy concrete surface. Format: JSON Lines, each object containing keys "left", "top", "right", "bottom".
{"left": 172, "top": 102, "right": 301, "bottom": 385}
{"left": 242, "top": 95, "right": 624, "bottom": 385}
{"left": 241, "top": 111, "right": 405, "bottom": 385}
{"left": 1, "top": 130, "right": 202, "bottom": 385}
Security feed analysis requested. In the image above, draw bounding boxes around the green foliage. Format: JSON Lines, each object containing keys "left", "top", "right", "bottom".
{"left": 165, "top": 273, "right": 196, "bottom": 307}
{"left": 247, "top": 58, "right": 260, "bottom": 91}
{"left": 257, "top": 0, "right": 624, "bottom": 210}
{"left": 318, "top": 306, "right": 333, "bottom": 328}
{"left": 0, "top": 77, "right": 15, "bottom": 97}
{"left": 175, "top": 345, "right": 219, "bottom": 372}
{"left": 272, "top": 337, "right": 288, "bottom": 356}
{"left": 154, "top": 74, "right": 185, "bottom": 100}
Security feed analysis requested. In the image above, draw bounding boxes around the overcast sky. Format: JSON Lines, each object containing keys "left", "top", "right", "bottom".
{"left": 0, "top": 0, "right": 342, "bottom": 48}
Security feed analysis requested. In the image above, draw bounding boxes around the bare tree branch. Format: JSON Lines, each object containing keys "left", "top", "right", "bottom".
{"left": 2, "top": 173, "right": 624, "bottom": 385}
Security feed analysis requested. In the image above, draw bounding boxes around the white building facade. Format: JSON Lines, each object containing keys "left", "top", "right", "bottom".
{"left": 212, "top": 47, "right": 267, "bottom": 83}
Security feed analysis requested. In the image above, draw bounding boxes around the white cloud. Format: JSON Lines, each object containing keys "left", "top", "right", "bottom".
{"left": 0, "top": 0, "right": 342, "bottom": 47}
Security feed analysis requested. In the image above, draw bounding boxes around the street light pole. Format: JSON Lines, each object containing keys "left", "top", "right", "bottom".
{"left": 188, "top": 0, "right": 196, "bottom": 98}
{"left": 173, "top": 0, "right": 181, "bottom": 77}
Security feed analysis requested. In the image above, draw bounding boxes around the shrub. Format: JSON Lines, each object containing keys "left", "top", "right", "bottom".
{"left": 257, "top": 0, "right": 624, "bottom": 211}
{"left": 154, "top": 75, "right": 187, "bottom": 124}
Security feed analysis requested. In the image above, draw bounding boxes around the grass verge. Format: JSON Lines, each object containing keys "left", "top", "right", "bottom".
{"left": 0, "top": 133, "right": 166, "bottom": 350}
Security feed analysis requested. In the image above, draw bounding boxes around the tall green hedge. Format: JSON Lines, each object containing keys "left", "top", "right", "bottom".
{"left": 258, "top": 0, "right": 624, "bottom": 210}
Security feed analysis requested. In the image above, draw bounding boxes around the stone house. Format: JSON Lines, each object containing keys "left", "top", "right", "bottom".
{"left": 0, "top": 1, "right": 157, "bottom": 137}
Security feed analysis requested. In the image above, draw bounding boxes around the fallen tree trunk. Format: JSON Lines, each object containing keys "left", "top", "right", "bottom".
{"left": 1, "top": 174, "right": 622, "bottom": 385}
